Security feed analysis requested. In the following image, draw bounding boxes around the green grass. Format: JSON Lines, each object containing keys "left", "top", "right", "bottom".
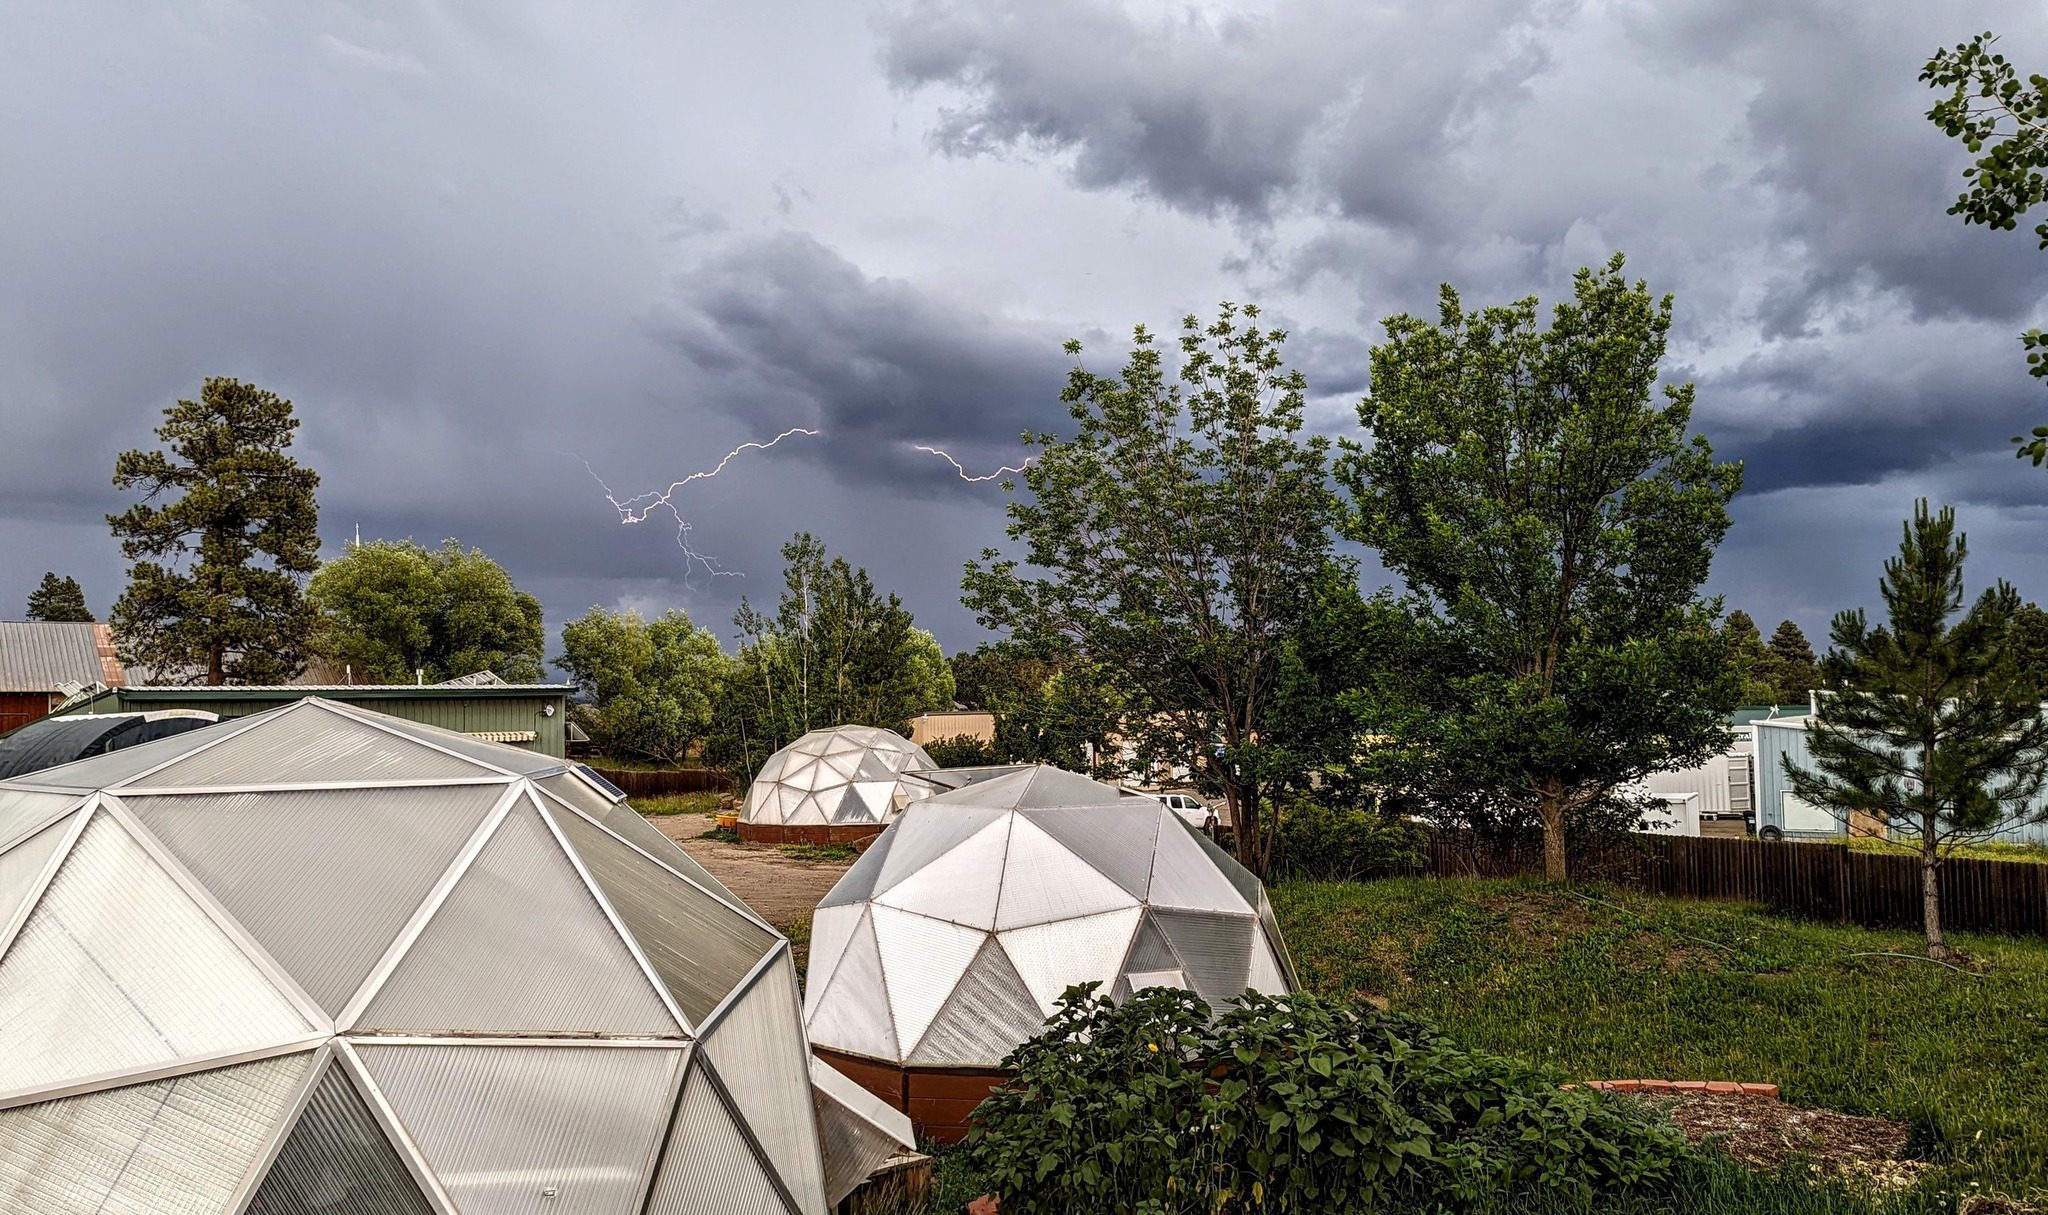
{"left": 785, "top": 911, "right": 811, "bottom": 980}
{"left": 777, "top": 842, "right": 858, "bottom": 863}
{"left": 1273, "top": 877, "right": 2048, "bottom": 1199}
{"left": 1847, "top": 836, "right": 2048, "bottom": 865}
{"left": 634, "top": 792, "right": 724, "bottom": 817}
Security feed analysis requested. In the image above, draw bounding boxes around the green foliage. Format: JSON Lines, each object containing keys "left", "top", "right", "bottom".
{"left": 777, "top": 842, "right": 857, "bottom": 862}
{"left": 1259, "top": 566, "right": 1418, "bottom": 806}
{"left": 24, "top": 573, "right": 93, "bottom": 622}
{"left": 1274, "top": 877, "right": 2048, "bottom": 1197}
{"left": 965, "top": 986, "right": 1691, "bottom": 1214}
{"left": 556, "top": 606, "right": 734, "bottom": 766}
{"left": 1723, "top": 610, "right": 1781, "bottom": 704}
{"left": 308, "top": 538, "right": 543, "bottom": 683}
{"left": 706, "top": 533, "right": 953, "bottom": 777}
{"left": 946, "top": 641, "right": 1126, "bottom": 766}
{"left": 964, "top": 304, "right": 1341, "bottom": 874}
{"left": 631, "top": 792, "right": 723, "bottom": 817}
{"left": 1787, "top": 500, "right": 2048, "bottom": 957}
{"left": 108, "top": 377, "right": 321, "bottom": 684}
{"left": 2007, "top": 600, "right": 2048, "bottom": 691}
{"left": 1272, "top": 801, "right": 1430, "bottom": 881}
{"left": 923, "top": 733, "right": 996, "bottom": 767}
{"left": 1336, "top": 256, "right": 1742, "bottom": 881}
{"left": 1766, "top": 620, "right": 1821, "bottom": 702}
{"left": 1922, "top": 32, "right": 2048, "bottom": 464}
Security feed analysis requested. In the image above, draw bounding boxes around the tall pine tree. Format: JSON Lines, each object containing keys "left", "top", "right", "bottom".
{"left": 1765, "top": 620, "right": 1820, "bottom": 702}
{"left": 25, "top": 573, "right": 93, "bottom": 622}
{"left": 108, "top": 378, "right": 321, "bottom": 685}
{"left": 1787, "top": 500, "right": 2048, "bottom": 958}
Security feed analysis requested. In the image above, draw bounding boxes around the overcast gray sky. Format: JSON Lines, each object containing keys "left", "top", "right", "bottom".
{"left": 5, "top": 0, "right": 2048, "bottom": 657}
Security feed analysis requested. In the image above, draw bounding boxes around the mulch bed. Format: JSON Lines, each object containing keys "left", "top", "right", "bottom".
{"left": 1645, "top": 1090, "right": 1921, "bottom": 1187}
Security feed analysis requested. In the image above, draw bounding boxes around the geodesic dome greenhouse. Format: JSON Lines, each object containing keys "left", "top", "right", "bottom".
{"left": 740, "top": 726, "right": 936, "bottom": 836}
{"left": 804, "top": 793, "right": 1296, "bottom": 1137}
{"left": 0, "top": 697, "right": 829, "bottom": 1215}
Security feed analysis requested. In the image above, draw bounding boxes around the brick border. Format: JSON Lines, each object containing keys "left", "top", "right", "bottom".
{"left": 1570, "top": 1079, "right": 1781, "bottom": 1099}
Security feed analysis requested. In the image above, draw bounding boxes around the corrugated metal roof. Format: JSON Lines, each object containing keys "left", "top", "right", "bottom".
{"left": 0, "top": 622, "right": 116, "bottom": 693}
{"left": 111, "top": 683, "right": 572, "bottom": 698}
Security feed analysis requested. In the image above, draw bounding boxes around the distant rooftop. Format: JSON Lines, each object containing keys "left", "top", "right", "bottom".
{"left": 0, "top": 621, "right": 124, "bottom": 693}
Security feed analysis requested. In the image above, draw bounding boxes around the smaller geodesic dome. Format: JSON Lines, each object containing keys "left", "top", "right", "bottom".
{"left": 0, "top": 697, "right": 828, "bottom": 1215}
{"left": 741, "top": 726, "right": 936, "bottom": 835}
{"left": 804, "top": 793, "right": 1295, "bottom": 1138}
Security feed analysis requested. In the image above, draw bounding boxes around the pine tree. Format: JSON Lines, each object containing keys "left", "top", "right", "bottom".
{"left": 24, "top": 573, "right": 93, "bottom": 622}
{"left": 1765, "top": 619, "right": 1821, "bottom": 703}
{"left": 1786, "top": 500, "right": 2048, "bottom": 958}
{"left": 1723, "top": 610, "right": 1777, "bottom": 703}
{"left": 108, "top": 378, "right": 321, "bottom": 685}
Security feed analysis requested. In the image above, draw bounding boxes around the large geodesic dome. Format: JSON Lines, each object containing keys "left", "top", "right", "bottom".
{"left": 0, "top": 697, "right": 829, "bottom": 1215}
{"left": 741, "top": 726, "right": 936, "bottom": 831}
{"left": 804, "top": 793, "right": 1296, "bottom": 1137}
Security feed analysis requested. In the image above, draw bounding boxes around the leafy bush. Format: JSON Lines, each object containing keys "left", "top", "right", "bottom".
{"left": 1272, "top": 800, "right": 1429, "bottom": 880}
{"left": 924, "top": 733, "right": 997, "bottom": 768}
{"left": 964, "top": 987, "right": 1691, "bottom": 1214}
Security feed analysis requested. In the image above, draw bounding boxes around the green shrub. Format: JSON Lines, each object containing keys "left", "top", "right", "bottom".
{"left": 964, "top": 987, "right": 1691, "bottom": 1214}
{"left": 924, "top": 733, "right": 997, "bottom": 767}
{"left": 1273, "top": 800, "right": 1429, "bottom": 880}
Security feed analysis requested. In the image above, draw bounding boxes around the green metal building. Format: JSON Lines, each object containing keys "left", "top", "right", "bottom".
{"left": 55, "top": 683, "right": 574, "bottom": 758}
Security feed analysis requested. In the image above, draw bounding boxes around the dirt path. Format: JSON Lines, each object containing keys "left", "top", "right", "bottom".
{"left": 648, "top": 812, "right": 855, "bottom": 932}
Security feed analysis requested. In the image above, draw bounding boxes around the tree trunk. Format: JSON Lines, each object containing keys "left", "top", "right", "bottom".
{"left": 1921, "top": 813, "right": 1948, "bottom": 960}
{"left": 1538, "top": 794, "right": 1569, "bottom": 883}
{"left": 1223, "top": 779, "right": 1266, "bottom": 877}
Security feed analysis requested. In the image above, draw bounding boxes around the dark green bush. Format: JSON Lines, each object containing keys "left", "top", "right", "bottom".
{"left": 923, "top": 732, "right": 997, "bottom": 767}
{"left": 1272, "top": 800, "right": 1429, "bottom": 880}
{"left": 964, "top": 987, "right": 1691, "bottom": 1214}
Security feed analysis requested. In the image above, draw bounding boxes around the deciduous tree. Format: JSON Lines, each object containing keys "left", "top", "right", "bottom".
{"left": 1337, "top": 257, "right": 1743, "bottom": 881}
{"left": 1786, "top": 500, "right": 2048, "bottom": 959}
{"left": 108, "top": 377, "right": 320, "bottom": 684}
{"left": 308, "top": 538, "right": 544, "bottom": 683}
{"left": 25, "top": 573, "right": 93, "bottom": 622}
{"left": 555, "top": 606, "right": 734, "bottom": 765}
{"left": 964, "top": 304, "right": 1338, "bottom": 874}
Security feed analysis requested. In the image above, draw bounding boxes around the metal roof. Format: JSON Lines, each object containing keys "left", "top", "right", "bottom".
{"left": 106, "top": 682, "right": 572, "bottom": 700}
{"left": 0, "top": 622, "right": 120, "bottom": 693}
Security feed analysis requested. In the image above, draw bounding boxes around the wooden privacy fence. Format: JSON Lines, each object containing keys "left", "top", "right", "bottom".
{"left": 1427, "top": 831, "right": 2048, "bottom": 939}
{"left": 589, "top": 766, "right": 733, "bottom": 797}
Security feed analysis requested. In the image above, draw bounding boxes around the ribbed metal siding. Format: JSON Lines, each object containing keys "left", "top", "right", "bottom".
{"left": 1755, "top": 720, "right": 2048, "bottom": 844}
{"left": 93, "top": 692, "right": 568, "bottom": 758}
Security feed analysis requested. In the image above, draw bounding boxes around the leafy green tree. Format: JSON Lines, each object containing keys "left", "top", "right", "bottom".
{"left": 1786, "top": 500, "right": 2048, "bottom": 958}
{"left": 964, "top": 304, "right": 1339, "bottom": 873}
{"left": 996, "top": 661, "right": 1129, "bottom": 775}
{"left": 308, "top": 539, "right": 544, "bottom": 683}
{"left": 25, "top": 573, "right": 93, "bottom": 622}
{"left": 1923, "top": 32, "right": 2048, "bottom": 464}
{"left": 108, "top": 377, "right": 321, "bottom": 684}
{"left": 1722, "top": 610, "right": 1779, "bottom": 704}
{"left": 1764, "top": 619, "right": 1820, "bottom": 703}
{"left": 555, "top": 606, "right": 734, "bottom": 765}
{"left": 1337, "top": 257, "right": 1743, "bottom": 881}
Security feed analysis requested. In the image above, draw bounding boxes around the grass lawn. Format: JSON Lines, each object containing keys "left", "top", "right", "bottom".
{"left": 1273, "top": 877, "right": 2048, "bottom": 1200}
{"left": 632, "top": 791, "right": 724, "bottom": 817}
{"left": 1847, "top": 836, "right": 2048, "bottom": 865}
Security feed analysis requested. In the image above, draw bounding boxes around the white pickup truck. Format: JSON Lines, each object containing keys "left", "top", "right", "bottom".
{"left": 1149, "top": 791, "right": 1213, "bottom": 828}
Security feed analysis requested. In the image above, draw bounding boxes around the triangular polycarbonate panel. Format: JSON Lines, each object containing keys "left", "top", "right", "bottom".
{"left": 873, "top": 816, "right": 1009, "bottom": 930}
{"left": 126, "top": 783, "right": 505, "bottom": 1015}
{"left": 805, "top": 908, "right": 899, "bottom": 1063}
{"left": 1247, "top": 939, "right": 1290, "bottom": 996}
{"left": 4, "top": 712, "right": 272, "bottom": 791}
{"left": 999, "top": 906, "right": 1143, "bottom": 1016}
{"left": 0, "top": 812, "right": 313, "bottom": 1093}
{"left": 804, "top": 904, "right": 863, "bottom": 1015}
{"left": 1153, "top": 908, "right": 1256, "bottom": 1004}
{"left": 247, "top": 1060, "right": 435, "bottom": 1215}
{"left": 818, "top": 829, "right": 894, "bottom": 909}
{"left": 645, "top": 1065, "right": 796, "bottom": 1215}
{"left": 357, "top": 802, "right": 681, "bottom": 1036}
{"left": 535, "top": 779, "right": 753, "bottom": 918}
{"left": 358, "top": 1042, "right": 683, "bottom": 1215}
{"left": 700, "top": 955, "right": 828, "bottom": 1213}
{"left": 1122, "top": 914, "right": 1182, "bottom": 974}
{"left": 318, "top": 701, "right": 566, "bottom": 776}
{"left": 782, "top": 758, "right": 826, "bottom": 793}
{"left": 1121, "top": 968, "right": 1187, "bottom": 996}
{"left": 909, "top": 937, "right": 1046, "bottom": 1067}
{"left": 932, "top": 766, "right": 1123, "bottom": 809}
{"left": 0, "top": 1052, "right": 312, "bottom": 1214}
{"left": 1146, "top": 814, "right": 1254, "bottom": 913}
{"left": 1256, "top": 889, "right": 1299, "bottom": 988}
{"left": 873, "top": 907, "right": 985, "bottom": 1053}
{"left": 0, "top": 815, "right": 73, "bottom": 937}
{"left": 0, "top": 787, "right": 83, "bottom": 849}
{"left": 831, "top": 784, "right": 874, "bottom": 824}
{"left": 139, "top": 705, "right": 493, "bottom": 787}
{"left": 994, "top": 816, "right": 1141, "bottom": 931}
{"left": 1027, "top": 804, "right": 1160, "bottom": 898}
{"left": 547, "top": 803, "right": 778, "bottom": 1029}
{"left": 1184, "top": 822, "right": 1267, "bottom": 907}
{"left": 811, "top": 1056, "right": 914, "bottom": 1208}
{"left": 874, "top": 804, "right": 1005, "bottom": 893}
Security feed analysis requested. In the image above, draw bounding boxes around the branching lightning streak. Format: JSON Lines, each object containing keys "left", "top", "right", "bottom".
{"left": 580, "top": 426, "right": 819, "bottom": 580}
{"left": 912, "top": 444, "right": 1035, "bottom": 482}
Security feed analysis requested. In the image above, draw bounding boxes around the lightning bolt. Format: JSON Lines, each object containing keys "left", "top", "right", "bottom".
{"left": 580, "top": 427, "right": 819, "bottom": 579}
{"left": 912, "top": 444, "right": 1035, "bottom": 482}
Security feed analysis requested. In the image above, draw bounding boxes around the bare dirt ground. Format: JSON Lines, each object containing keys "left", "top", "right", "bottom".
{"left": 648, "top": 811, "right": 855, "bottom": 931}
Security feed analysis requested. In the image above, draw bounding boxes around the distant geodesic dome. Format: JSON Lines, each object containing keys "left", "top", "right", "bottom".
{"left": 0, "top": 697, "right": 828, "bottom": 1215}
{"left": 804, "top": 795, "right": 1296, "bottom": 1080}
{"left": 742, "top": 726, "right": 936, "bottom": 829}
